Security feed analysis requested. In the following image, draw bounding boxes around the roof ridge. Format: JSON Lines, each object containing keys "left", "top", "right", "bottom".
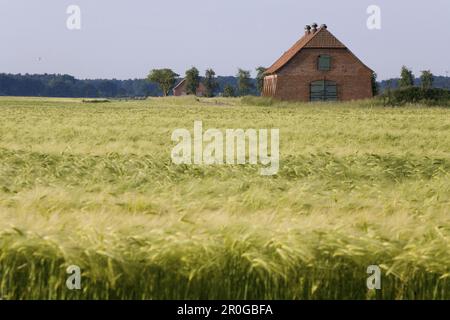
{"left": 265, "top": 27, "right": 347, "bottom": 74}
{"left": 173, "top": 78, "right": 186, "bottom": 90}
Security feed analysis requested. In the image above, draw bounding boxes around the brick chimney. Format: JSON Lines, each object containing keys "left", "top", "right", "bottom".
{"left": 304, "top": 25, "right": 311, "bottom": 35}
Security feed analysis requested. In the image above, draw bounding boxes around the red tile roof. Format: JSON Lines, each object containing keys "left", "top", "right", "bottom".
{"left": 265, "top": 27, "right": 371, "bottom": 74}
{"left": 173, "top": 78, "right": 186, "bottom": 90}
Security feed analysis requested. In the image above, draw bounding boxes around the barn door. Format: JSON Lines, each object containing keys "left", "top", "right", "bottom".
{"left": 310, "top": 80, "right": 337, "bottom": 101}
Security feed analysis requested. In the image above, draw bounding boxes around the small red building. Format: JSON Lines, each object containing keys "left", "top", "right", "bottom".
{"left": 263, "top": 24, "right": 374, "bottom": 102}
{"left": 173, "top": 79, "right": 207, "bottom": 97}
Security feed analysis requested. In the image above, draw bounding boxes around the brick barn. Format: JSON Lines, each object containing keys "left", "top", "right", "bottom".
{"left": 173, "top": 79, "right": 207, "bottom": 97}
{"left": 262, "top": 24, "right": 374, "bottom": 102}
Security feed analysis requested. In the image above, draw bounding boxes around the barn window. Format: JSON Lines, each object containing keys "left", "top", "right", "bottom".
{"left": 310, "top": 80, "right": 337, "bottom": 101}
{"left": 318, "top": 55, "right": 331, "bottom": 71}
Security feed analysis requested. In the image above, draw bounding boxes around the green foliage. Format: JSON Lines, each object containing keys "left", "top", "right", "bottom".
{"left": 0, "top": 96, "right": 449, "bottom": 299}
{"left": 371, "top": 72, "right": 379, "bottom": 96}
{"left": 147, "top": 69, "right": 179, "bottom": 96}
{"left": 222, "top": 84, "right": 236, "bottom": 97}
{"left": 185, "top": 67, "right": 200, "bottom": 95}
{"left": 237, "top": 68, "right": 253, "bottom": 96}
{"left": 381, "top": 86, "right": 450, "bottom": 106}
{"left": 420, "top": 70, "right": 434, "bottom": 90}
{"left": 256, "top": 67, "right": 267, "bottom": 94}
{"left": 81, "top": 99, "right": 111, "bottom": 103}
{"left": 399, "top": 66, "right": 415, "bottom": 88}
{"left": 204, "top": 69, "right": 218, "bottom": 97}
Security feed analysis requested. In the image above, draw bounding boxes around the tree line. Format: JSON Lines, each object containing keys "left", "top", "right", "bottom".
{"left": 0, "top": 74, "right": 159, "bottom": 98}
{"left": 378, "top": 71, "right": 449, "bottom": 92}
{"left": 148, "top": 67, "right": 267, "bottom": 97}
{"left": 377, "top": 67, "right": 450, "bottom": 106}
{"left": 1, "top": 68, "right": 448, "bottom": 99}
{"left": 0, "top": 69, "right": 263, "bottom": 98}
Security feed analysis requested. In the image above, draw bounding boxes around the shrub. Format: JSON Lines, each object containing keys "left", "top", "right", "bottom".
{"left": 381, "top": 87, "right": 450, "bottom": 107}
{"left": 82, "top": 99, "right": 111, "bottom": 103}
{"left": 223, "top": 85, "right": 236, "bottom": 98}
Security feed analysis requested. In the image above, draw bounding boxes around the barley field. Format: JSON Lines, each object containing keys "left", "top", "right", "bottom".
{"left": 0, "top": 96, "right": 449, "bottom": 300}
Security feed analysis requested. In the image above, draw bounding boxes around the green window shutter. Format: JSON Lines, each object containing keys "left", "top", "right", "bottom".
{"left": 310, "top": 80, "right": 324, "bottom": 101}
{"left": 318, "top": 55, "right": 331, "bottom": 71}
{"left": 310, "top": 80, "right": 337, "bottom": 101}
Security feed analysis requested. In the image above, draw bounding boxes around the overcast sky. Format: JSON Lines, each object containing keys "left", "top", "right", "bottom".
{"left": 0, "top": 0, "right": 449, "bottom": 80}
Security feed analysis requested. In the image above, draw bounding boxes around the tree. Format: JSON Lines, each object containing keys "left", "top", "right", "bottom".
{"left": 371, "top": 72, "right": 379, "bottom": 96}
{"left": 223, "top": 85, "right": 236, "bottom": 97}
{"left": 47, "top": 78, "right": 74, "bottom": 97}
{"left": 256, "top": 67, "right": 266, "bottom": 94}
{"left": 147, "top": 69, "right": 179, "bottom": 96}
{"left": 399, "top": 66, "right": 414, "bottom": 88}
{"left": 185, "top": 67, "right": 200, "bottom": 95}
{"left": 78, "top": 83, "right": 98, "bottom": 98}
{"left": 98, "top": 80, "right": 118, "bottom": 97}
{"left": 420, "top": 70, "right": 434, "bottom": 90}
{"left": 383, "top": 79, "right": 393, "bottom": 106}
{"left": 204, "top": 69, "right": 218, "bottom": 97}
{"left": 237, "top": 68, "right": 253, "bottom": 96}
